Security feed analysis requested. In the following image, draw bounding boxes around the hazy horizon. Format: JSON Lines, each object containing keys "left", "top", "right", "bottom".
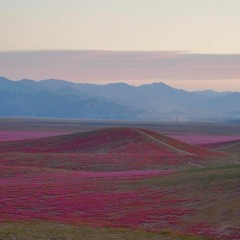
{"left": 1, "top": 50, "right": 239, "bottom": 91}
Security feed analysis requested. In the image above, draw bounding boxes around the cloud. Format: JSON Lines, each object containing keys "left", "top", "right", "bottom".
{"left": 0, "top": 50, "right": 240, "bottom": 83}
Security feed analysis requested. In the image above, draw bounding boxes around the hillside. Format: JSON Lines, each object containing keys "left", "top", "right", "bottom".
{"left": 0, "top": 126, "right": 239, "bottom": 239}
{"left": 0, "top": 127, "right": 221, "bottom": 156}
{"left": 0, "top": 128, "right": 229, "bottom": 172}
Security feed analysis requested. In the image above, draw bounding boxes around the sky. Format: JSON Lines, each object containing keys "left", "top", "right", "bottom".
{"left": 0, "top": 0, "right": 240, "bottom": 91}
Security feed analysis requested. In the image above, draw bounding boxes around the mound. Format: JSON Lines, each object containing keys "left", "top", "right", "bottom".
{"left": 0, "top": 127, "right": 221, "bottom": 156}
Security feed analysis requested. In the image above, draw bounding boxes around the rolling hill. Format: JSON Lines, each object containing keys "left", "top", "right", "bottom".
{"left": 0, "top": 127, "right": 239, "bottom": 239}
{"left": 0, "top": 127, "right": 221, "bottom": 156}
{"left": 0, "top": 127, "right": 227, "bottom": 172}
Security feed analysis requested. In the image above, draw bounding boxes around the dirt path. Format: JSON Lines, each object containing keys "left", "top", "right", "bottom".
{"left": 136, "top": 129, "right": 196, "bottom": 156}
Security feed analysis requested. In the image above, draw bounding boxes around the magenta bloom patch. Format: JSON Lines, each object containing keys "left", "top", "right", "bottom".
{"left": 0, "top": 127, "right": 238, "bottom": 240}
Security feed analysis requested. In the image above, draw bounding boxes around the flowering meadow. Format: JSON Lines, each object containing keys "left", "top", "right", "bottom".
{"left": 0, "top": 127, "right": 239, "bottom": 239}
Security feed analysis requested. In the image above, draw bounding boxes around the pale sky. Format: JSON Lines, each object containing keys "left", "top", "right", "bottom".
{"left": 1, "top": 0, "right": 240, "bottom": 53}
{"left": 0, "top": 0, "right": 240, "bottom": 90}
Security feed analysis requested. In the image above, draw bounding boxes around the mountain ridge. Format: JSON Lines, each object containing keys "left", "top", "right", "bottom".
{"left": 0, "top": 77, "right": 239, "bottom": 121}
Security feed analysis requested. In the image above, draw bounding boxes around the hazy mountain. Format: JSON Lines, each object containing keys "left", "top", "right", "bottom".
{"left": 193, "top": 90, "right": 232, "bottom": 99}
{"left": 71, "top": 82, "right": 206, "bottom": 115}
{"left": 206, "top": 93, "right": 240, "bottom": 119}
{"left": 0, "top": 77, "right": 239, "bottom": 121}
{"left": 0, "top": 78, "right": 144, "bottom": 120}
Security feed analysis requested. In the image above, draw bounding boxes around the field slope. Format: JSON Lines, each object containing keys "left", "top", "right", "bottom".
{"left": 0, "top": 127, "right": 239, "bottom": 240}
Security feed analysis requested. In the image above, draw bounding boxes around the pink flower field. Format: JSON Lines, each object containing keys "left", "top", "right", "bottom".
{"left": 0, "top": 127, "right": 239, "bottom": 240}
{"left": 0, "top": 165, "right": 239, "bottom": 240}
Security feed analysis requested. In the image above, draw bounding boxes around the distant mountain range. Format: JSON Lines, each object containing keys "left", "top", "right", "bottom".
{"left": 0, "top": 76, "right": 239, "bottom": 121}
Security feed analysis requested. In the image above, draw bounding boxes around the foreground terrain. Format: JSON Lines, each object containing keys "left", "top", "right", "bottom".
{"left": 0, "top": 121, "right": 239, "bottom": 240}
